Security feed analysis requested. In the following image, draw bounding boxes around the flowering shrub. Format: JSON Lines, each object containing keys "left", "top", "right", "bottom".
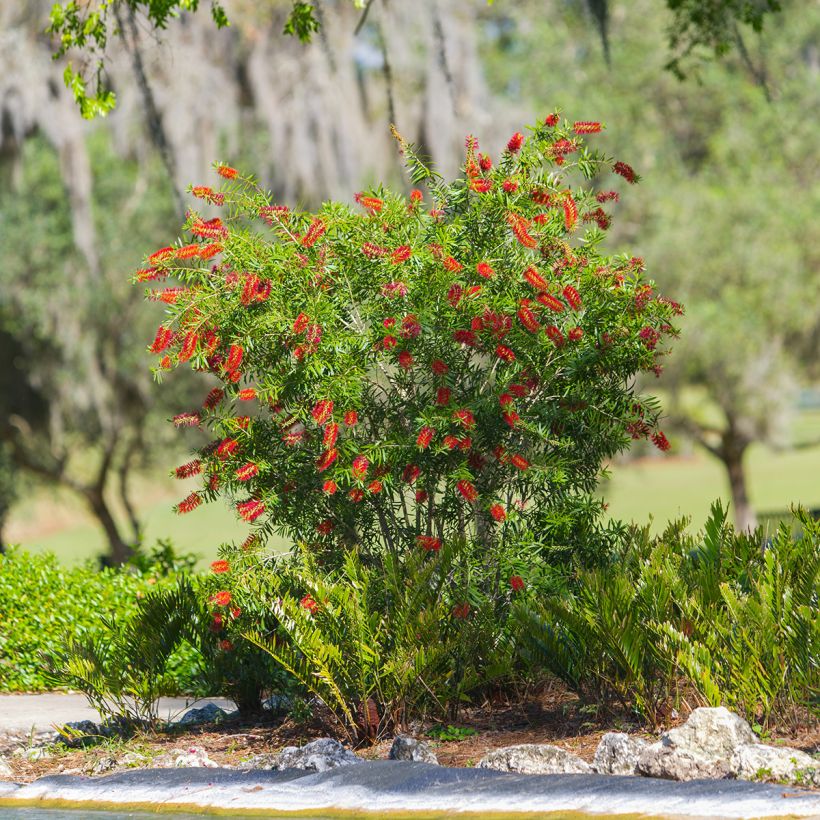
{"left": 137, "top": 113, "right": 680, "bottom": 574}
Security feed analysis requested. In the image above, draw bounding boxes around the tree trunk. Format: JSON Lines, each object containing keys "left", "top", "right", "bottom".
{"left": 719, "top": 430, "right": 757, "bottom": 532}
{"left": 85, "top": 488, "right": 134, "bottom": 566}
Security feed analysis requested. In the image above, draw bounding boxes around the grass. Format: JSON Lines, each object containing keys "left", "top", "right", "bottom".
{"left": 7, "top": 417, "right": 820, "bottom": 562}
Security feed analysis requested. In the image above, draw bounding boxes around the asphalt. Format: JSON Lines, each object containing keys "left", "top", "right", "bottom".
{"left": 0, "top": 694, "right": 234, "bottom": 734}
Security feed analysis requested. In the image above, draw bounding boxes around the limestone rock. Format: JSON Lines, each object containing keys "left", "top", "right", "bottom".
{"left": 0, "top": 755, "right": 12, "bottom": 778}
{"left": 154, "top": 746, "right": 219, "bottom": 768}
{"left": 273, "top": 738, "right": 361, "bottom": 772}
{"left": 477, "top": 744, "right": 592, "bottom": 775}
{"left": 592, "top": 733, "right": 649, "bottom": 775}
{"left": 389, "top": 736, "right": 438, "bottom": 765}
{"left": 88, "top": 756, "right": 117, "bottom": 776}
{"left": 732, "top": 743, "right": 820, "bottom": 787}
{"left": 262, "top": 694, "right": 292, "bottom": 714}
{"left": 177, "top": 703, "right": 229, "bottom": 726}
{"left": 637, "top": 742, "right": 733, "bottom": 781}
{"left": 241, "top": 753, "right": 279, "bottom": 770}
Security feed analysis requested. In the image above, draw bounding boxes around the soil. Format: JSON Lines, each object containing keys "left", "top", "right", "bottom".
{"left": 4, "top": 682, "right": 818, "bottom": 785}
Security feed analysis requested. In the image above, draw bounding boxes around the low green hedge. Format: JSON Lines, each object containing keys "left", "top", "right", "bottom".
{"left": 0, "top": 547, "right": 194, "bottom": 692}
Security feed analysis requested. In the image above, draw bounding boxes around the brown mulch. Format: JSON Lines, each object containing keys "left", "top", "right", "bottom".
{"left": 5, "top": 682, "right": 819, "bottom": 784}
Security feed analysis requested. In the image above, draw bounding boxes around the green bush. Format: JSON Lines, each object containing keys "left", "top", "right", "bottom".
{"left": 516, "top": 503, "right": 820, "bottom": 727}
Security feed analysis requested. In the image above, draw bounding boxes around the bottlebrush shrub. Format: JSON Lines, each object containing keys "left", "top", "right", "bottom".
{"left": 136, "top": 114, "right": 681, "bottom": 570}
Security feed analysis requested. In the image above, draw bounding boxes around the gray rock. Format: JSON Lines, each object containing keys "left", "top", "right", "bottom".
{"left": 478, "top": 744, "right": 592, "bottom": 775}
{"left": 273, "top": 738, "right": 361, "bottom": 772}
{"left": 241, "top": 753, "right": 279, "bottom": 770}
{"left": 12, "top": 746, "right": 50, "bottom": 762}
{"left": 262, "top": 695, "right": 292, "bottom": 714}
{"left": 732, "top": 743, "right": 820, "bottom": 787}
{"left": 389, "top": 736, "right": 438, "bottom": 765}
{"left": 593, "top": 733, "right": 648, "bottom": 775}
{"left": 637, "top": 707, "right": 758, "bottom": 782}
{"left": 62, "top": 720, "right": 99, "bottom": 736}
{"left": 0, "top": 755, "right": 12, "bottom": 778}
{"left": 88, "top": 756, "right": 117, "bottom": 776}
{"left": 176, "top": 703, "right": 229, "bottom": 726}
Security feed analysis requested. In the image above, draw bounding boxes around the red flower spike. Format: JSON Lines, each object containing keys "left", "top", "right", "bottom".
{"left": 563, "top": 285, "right": 582, "bottom": 310}
{"left": 563, "top": 194, "right": 578, "bottom": 232}
{"left": 415, "top": 489, "right": 429, "bottom": 503}
{"left": 454, "top": 408, "right": 475, "bottom": 429}
{"left": 507, "top": 132, "right": 524, "bottom": 152}
{"left": 400, "top": 315, "right": 421, "bottom": 339}
{"left": 300, "top": 595, "right": 318, "bottom": 614}
{"left": 523, "top": 266, "right": 548, "bottom": 291}
{"left": 362, "top": 242, "right": 389, "bottom": 258}
{"left": 453, "top": 329, "right": 478, "bottom": 346}
{"left": 316, "top": 448, "right": 338, "bottom": 472}
{"left": 354, "top": 193, "right": 384, "bottom": 213}
{"left": 652, "top": 431, "right": 671, "bottom": 452}
{"left": 517, "top": 305, "right": 540, "bottom": 333}
{"left": 545, "top": 325, "right": 565, "bottom": 346}
{"left": 178, "top": 332, "right": 198, "bottom": 363}
{"left": 175, "top": 459, "right": 202, "bottom": 479}
{"left": 402, "top": 464, "right": 421, "bottom": 484}
{"left": 568, "top": 326, "right": 584, "bottom": 342}
{"left": 457, "top": 480, "right": 478, "bottom": 503}
{"left": 352, "top": 455, "right": 369, "bottom": 479}
{"left": 300, "top": 218, "right": 326, "bottom": 248}
{"left": 344, "top": 410, "right": 358, "bottom": 427}
{"left": 210, "top": 590, "right": 232, "bottom": 606}
{"left": 479, "top": 153, "right": 492, "bottom": 171}
{"left": 417, "top": 535, "right": 441, "bottom": 552}
{"left": 226, "top": 345, "right": 244, "bottom": 371}
{"left": 510, "top": 575, "right": 525, "bottom": 592}
{"left": 447, "top": 284, "right": 463, "bottom": 307}
{"left": 496, "top": 345, "right": 516, "bottom": 362}
{"left": 211, "top": 560, "right": 230, "bottom": 574}
{"left": 573, "top": 121, "right": 602, "bottom": 134}
{"left": 502, "top": 179, "right": 518, "bottom": 193}
{"left": 236, "top": 499, "right": 265, "bottom": 522}
{"left": 238, "top": 388, "right": 257, "bottom": 401}
{"left": 489, "top": 503, "right": 507, "bottom": 522}
{"left": 469, "top": 178, "right": 492, "bottom": 194}
{"left": 506, "top": 213, "right": 537, "bottom": 249}
{"left": 312, "top": 399, "right": 334, "bottom": 425}
{"left": 416, "top": 426, "right": 435, "bottom": 449}
{"left": 536, "top": 293, "right": 565, "bottom": 313}
{"left": 348, "top": 488, "right": 365, "bottom": 502}
{"left": 391, "top": 245, "right": 412, "bottom": 264}
{"left": 149, "top": 326, "right": 174, "bottom": 354}
{"left": 613, "top": 161, "right": 639, "bottom": 184}
{"left": 476, "top": 262, "right": 494, "bottom": 279}
{"left": 436, "top": 387, "right": 452, "bottom": 406}
{"left": 367, "top": 480, "right": 383, "bottom": 494}
{"left": 597, "top": 190, "right": 620, "bottom": 203}
{"left": 176, "top": 492, "right": 202, "bottom": 514}
{"left": 148, "top": 246, "right": 174, "bottom": 264}
{"left": 235, "top": 462, "right": 259, "bottom": 482}
{"left": 316, "top": 519, "right": 335, "bottom": 535}
{"left": 410, "top": 189, "right": 423, "bottom": 204}
{"left": 431, "top": 359, "right": 449, "bottom": 376}
{"left": 398, "top": 350, "right": 414, "bottom": 370}
{"left": 323, "top": 423, "right": 339, "bottom": 449}
{"left": 204, "top": 388, "right": 225, "bottom": 410}
{"left": 499, "top": 393, "right": 514, "bottom": 408}
{"left": 544, "top": 113, "right": 559, "bottom": 127}
{"left": 510, "top": 454, "right": 530, "bottom": 471}
{"left": 217, "top": 438, "right": 239, "bottom": 460}
{"left": 503, "top": 410, "right": 520, "bottom": 428}
{"left": 443, "top": 435, "right": 459, "bottom": 450}
{"left": 323, "top": 479, "right": 338, "bottom": 495}
{"left": 174, "top": 412, "right": 201, "bottom": 429}
{"left": 443, "top": 256, "right": 463, "bottom": 273}
{"left": 216, "top": 164, "right": 238, "bottom": 179}
{"left": 293, "top": 313, "right": 310, "bottom": 334}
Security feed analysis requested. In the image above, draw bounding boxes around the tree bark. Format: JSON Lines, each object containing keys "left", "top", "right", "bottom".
{"left": 715, "top": 423, "right": 757, "bottom": 533}
{"left": 85, "top": 486, "right": 135, "bottom": 567}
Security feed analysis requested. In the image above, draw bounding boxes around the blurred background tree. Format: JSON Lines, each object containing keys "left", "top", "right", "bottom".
{"left": 0, "top": 0, "right": 816, "bottom": 561}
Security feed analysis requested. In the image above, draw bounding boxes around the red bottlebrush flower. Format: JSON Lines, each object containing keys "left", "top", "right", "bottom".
{"left": 149, "top": 287, "right": 187, "bottom": 304}
{"left": 159, "top": 355, "right": 172, "bottom": 369}
{"left": 305, "top": 323, "right": 322, "bottom": 345}
{"left": 208, "top": 474, "right": 220, "bottom": 492}
{"left": 382, "top": 334, "right": 398, "bottom": 350}
{"left": 398, "top": 350, "right": 414, "bottom": 370}
{"left": 237, "top": 499, "right": 265, "bottom": 522}
{"left": 226, "top": 345, "right": 243, "bottom": 372}
{"left": 453, "top": 329, "right": 478, "bottom": 347}
{"left": 457, "top": 480, "right": 478, "bottom": 503}
{"left": 316, "top": 448, "right": 338, "bottom": 472}
{"left": 240, "top": 274, "right": 259, "bottom": 306}
{"left": 509, "top": 382, "right": 529, "bottom": 397}
{"left": 210, "top": 590, "right": 232, "bottom": 606}
{"left": 176, "top": 492, "right": 202, "bottom": 514}
{"left": 535, "top": 293, "right": 564, "bottom": 313}
{"left": 443, "top": 435, "right": 459, "bottom": 450}
{"left": 316, "top": 519, "right": 335, "bottom": 535}
{"left": 235, "top": 462, "right": 259, "bottom": 482}
{"left": 499, "top": 392, "right": 514, "bottom": 407}
{"left": 362, "top": 242, "right": 389, "bottom": 258}
{"left": 496, "top": 344, "right": 516, "bottom": 362}
{"left": 478, "top": 153, "right": 492, "bottom": 171}
{"left": 510, "top": 575, "right": 525, "bottom": 592}
{"left": 471, "top": 317, "right": 484, "bottom": 332}
{"left": 199, "top": 242, "right": 223, "bottom": 260}
{"left": 391, "top": 245, "right": 412, "bottom": 264}
{"left": 300, "top": 595, "right": 319, "bottom": 614}
{"left": 323, "top": 422, "right": 339, "bottom": 448}
{"left": 510, "top": 453, "right": 530, "bottom": 471}
{"left": 234, "top": 416, "right": 251, "bottom": 430}
{"left": 354, "top": 192, "right": 384, "bottom": 213}
{"left": 469, "top": 178, "right": 493, "bottom": 194}
{"left": 506, "top": 213, "right": 538, "bottom": 249}
{"left": 402, "top": 464, "right": 421, "bottom": 484}
{"left": 383, "top": 317, "right": 396, "bottom": 329}
{"left": 431, "top": 359, "right": 449, "bottom": 376}
{"left": 238, "top": 388, "right": 257, "bottom": 401}
{"left": 563, "top": 285, "right": 582, "bottom": 310}
{"left": 417, "top": 426, "right": 435, "bottom": 449}
{"left": 523, "top": 266, "right": 549, "bottom": 291}
{"left": 502, "top": 179, "right": 519, "bottom": 194}
{"left": 204, "top": 388, "right": 224, "bottom": 410}
{"left": 367, "top": 480, "right": 383, "bottom": 494}
{"left": 507, "top": 132, "right": 524, "bottom": 152}
{"left": 219, "top": 639, "right": 234, "bottom": 651}
{"left": 352, "top": 455, "right": 369, "bottom": 479}
{"left": 259, "top": 204, "right": 290, "bottom": 225}
{"left": 563, "top": 194, "right": 578, "bottom": 231}
{"left": 452, "top": 602, "right": 471, "bottom": 619}
{"left": 415, "top": 489, "right": 429, "bottom": 503}
{"left": 436, "top": 387, "right": 452, "bottom": 406}
{"left": 190, "top": 217, "right": 228, "bottom": 239}
{"left": 443, "top": 256, "right": 463, "bottom": 273}
{"left": 447, "top": 284, "right": 463, "bottom": 308}
{"left": 635, "top": 284, "right": 654, "bottom": 310}
{"left": 466, "top": 285, "right": 483, "bottom": 299}
{"left": 652, "top": 431, "right": 671, "bottom": 452}
{"left": 568, "top": 326, "right": 584, "bottom": 342}
{"left": 175, "top": 244, "right": 200, "bottom": 260}
{"left": 613, "top": 161, "right": 639, "bottom": 184}
{"left": 217, "top": 438, "right": 239, "bottom": 460}
{"left": 476, "top": 262, "right": 494, "bottom": 279}
{"left": 639, "top": 326, "right": 661, "bottom": 349}
{"left": 323, "top": 479, "right": 338, "bottom": 495}
{"left": 417, "top": 535, "right": 441, "bottom": 552}
{"left": 489, "top": 503, "right": 507, "bottom": 522}
{"left": 211, "top": 560, "right": 230, "bottom": 574}
{"left": 517, "top": 305, "right": 540, "bottom": 333}
{"left": 348, "top": 488, "right": 365, "bottom": 502}
{"left": 300, "top": 218, "right": 326, "bottom": 248}
{"left": 293, "top": 313, "right": 310, "bottom": 334}
{"left": 544, "top": 112, "right": 559, "bottom": 126}
{"left": 173, "top": 412, "right": 201, "bottom": 430}
{"left": 148, "top": 246, "right": 174, "bottom": 264}
{"left": 410, "top": 189, "right": 423, "bottom": 204}
{"left": 216, "top": 164, "right": 238, "bottom": 179}
{"left": 225, "top": 369, "right": 242, "bottom": 384}
{"left": 149, "top": 326, "right": 174, "bottom": 354}
{"left": 400, "top": 314, "right": 421, "bottom": 339}
{"left": 545, "top": 325, "right": 565, "bottom": 346}
{"left": 573, "top": 121, "right": 602, "bottom": 134}
{"left": 175, "top": 459, "right": 202, "bottom": 479}
{"left": 312, "top": 399, "right": 334, "bottom": 425}
{"left": 454, "top": 408, "right": 475, "bottom": 429}
{"left": 283, "top": 428, "right": 305, "bottom": 446}
{"left": 178, "top": 332, "right": 198, "bottom": 363}
{"left": 344, "top": 410, "right": 358, "bottom": 427}
{"left": 596, "top": 190, "right": 620, "bottom": 203}
{"left": 503, "top": 410, "right": 520, "bottom": 428}
{"left": 134, "top": 267, "right": 165, "bottom": 283}
{"left": 202, "top": 331, "right": 220, "bottom": 356}
{"left": 583, "top": 207, "right": 611, "bottom": 230}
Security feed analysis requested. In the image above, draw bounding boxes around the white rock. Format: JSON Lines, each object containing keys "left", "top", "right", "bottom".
{"left": 273, "top": 738, "right": 361, "bottom": 772}
{"left": 389, "top": 736, "right": 438, "bottom": 765}
{"left": 593, "top": 733, "right": 648, "bottom": 775}
{"left": 477, "top": 744, "right": 592, "bottom": 775}
{"left": 732, "top": 743, "right": 820, "bottom": 787}
{"left": 0, "top": 756, "right": 12, "bottom": 778}
{"left": 154, "top": 746, "right": 220, "bottom": 768}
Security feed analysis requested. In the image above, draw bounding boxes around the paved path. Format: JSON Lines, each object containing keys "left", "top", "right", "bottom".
{"left": 0, "top": 694, "right": 234, "bottom": 734}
